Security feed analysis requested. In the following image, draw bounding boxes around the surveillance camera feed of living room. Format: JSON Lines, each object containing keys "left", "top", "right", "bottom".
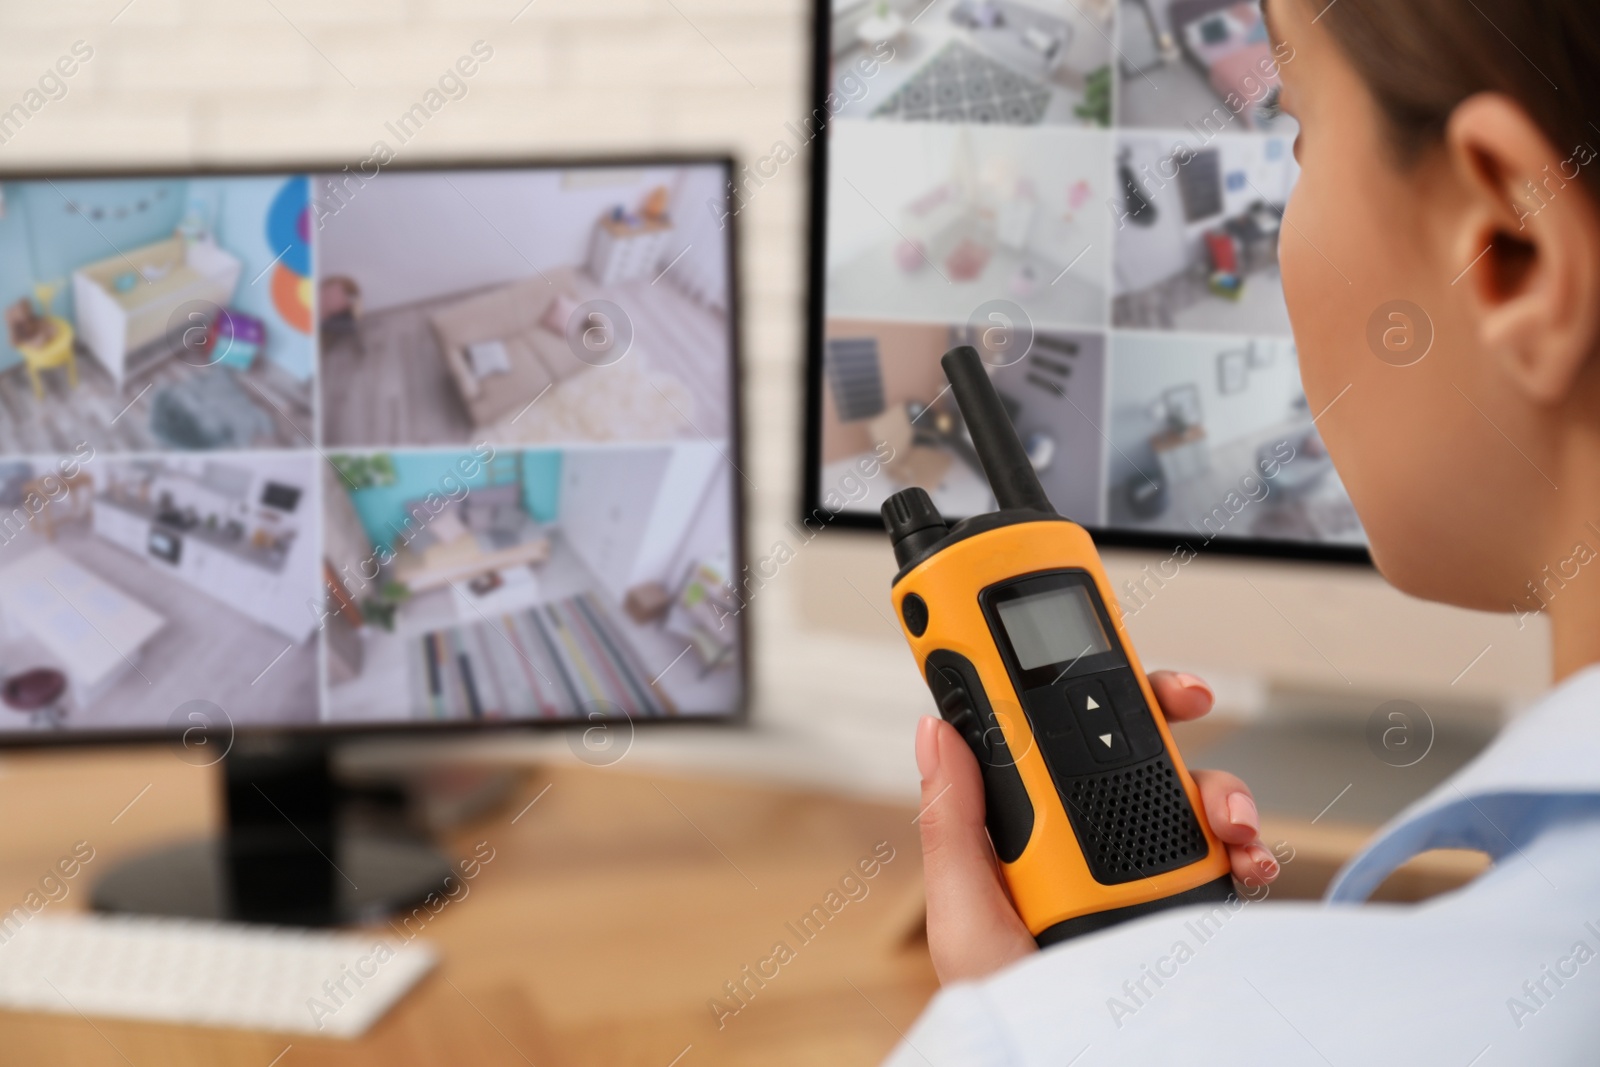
{"left": 818, "top": 0, "right": 1365, "bottom": 550}
{"left": 0, "top": 163, "right": 742, "bottom": 734}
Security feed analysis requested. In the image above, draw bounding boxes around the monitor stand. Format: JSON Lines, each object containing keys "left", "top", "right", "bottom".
{"left": 92, "top": 737, "right": 454, "bottom": 926}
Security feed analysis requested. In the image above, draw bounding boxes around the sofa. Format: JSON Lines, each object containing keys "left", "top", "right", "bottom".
{"left": 427, "top": 266, "right": 601, "bottom": 428}
{"left": 387, "top": 485, "right": 552, "bottom": 595}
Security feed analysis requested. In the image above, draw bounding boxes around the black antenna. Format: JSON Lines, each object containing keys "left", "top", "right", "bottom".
{"left": 942, "top": 345, "right": 1055, "bottom": 515}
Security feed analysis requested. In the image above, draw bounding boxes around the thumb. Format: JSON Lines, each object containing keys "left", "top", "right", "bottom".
{"left": 915, "top": 716, "right": 1036, "bottom": 982}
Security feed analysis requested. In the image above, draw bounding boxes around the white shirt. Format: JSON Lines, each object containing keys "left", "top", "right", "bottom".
{"left": 885, "top": 664, "right": 1600, "bottom": 1066}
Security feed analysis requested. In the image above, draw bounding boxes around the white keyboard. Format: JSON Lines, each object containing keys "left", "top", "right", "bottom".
{"left": 0, "top": 913, "right": 437, "bottom": 1038}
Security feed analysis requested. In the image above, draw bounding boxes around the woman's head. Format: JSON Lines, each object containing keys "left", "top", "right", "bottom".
{"left": 1270, "top": 0, "right": 1600, "bottom": 636}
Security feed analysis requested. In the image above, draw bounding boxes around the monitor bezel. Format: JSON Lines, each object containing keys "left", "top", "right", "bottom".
{"left": 0, "top": 151, "right": 751, "bottom": 749}
{"left": 799, "top": 5, "right": 1372, "bottom": 567}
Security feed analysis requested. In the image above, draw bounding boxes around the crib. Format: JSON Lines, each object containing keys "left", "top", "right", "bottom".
{"left": 71, "top": 236, "right": 243, "bottom": 389}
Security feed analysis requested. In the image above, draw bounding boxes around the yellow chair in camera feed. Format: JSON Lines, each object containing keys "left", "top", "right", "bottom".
{"left": 15, "top": 316, "right": 78, "bottom": 399}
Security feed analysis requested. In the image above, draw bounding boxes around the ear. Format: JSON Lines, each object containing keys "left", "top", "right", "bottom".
{"left": 1444, "top": 94, "right": 1600, "bottom": 404}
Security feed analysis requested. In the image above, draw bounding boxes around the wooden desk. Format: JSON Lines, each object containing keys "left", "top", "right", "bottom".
{"left": 0, "top": 746, "right": 1486, "bottom": 1065}
{"left": 0, "top": 749, "right": 936, "bottom": 1066}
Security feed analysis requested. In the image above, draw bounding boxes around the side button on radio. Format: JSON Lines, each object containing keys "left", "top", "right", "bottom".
{"left": 937, "top": 683, "right": 984, "bottom": 752}
{"left": 900, "top": 593, "right": 929, "bottom": 637}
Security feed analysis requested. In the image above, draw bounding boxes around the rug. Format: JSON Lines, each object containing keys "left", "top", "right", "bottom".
{"left": 873, "top": 41, "right": 1052, "bottom": 125}
{"left": 483, "top": 350, "right": 700, "bottom": 444}
{"left": 148, "top": 367, "right": 274, "bottom": 450}
{"left": 408, "top": 592, "right": 673, "bottom": 721}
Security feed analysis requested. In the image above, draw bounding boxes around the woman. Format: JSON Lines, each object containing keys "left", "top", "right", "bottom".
{"left": 895, "top": 0, "right": 1600, "bottom": 1060}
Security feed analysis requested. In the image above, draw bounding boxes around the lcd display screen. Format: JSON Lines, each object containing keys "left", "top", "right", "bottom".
{"left": 994, "top": 586, "right": 1112, "bottom": 671}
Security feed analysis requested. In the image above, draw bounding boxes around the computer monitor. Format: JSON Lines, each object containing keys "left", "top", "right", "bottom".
{"left": 804, "top": 0, "right": 1365, "bottom": 565}
{"left": 0, "top": 156, "right": 745, "bottom": 921}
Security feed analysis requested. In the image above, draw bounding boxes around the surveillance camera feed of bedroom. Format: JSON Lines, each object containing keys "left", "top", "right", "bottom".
{"left": 0, "top": 163, "right": 742, "bottom": 735}
{"left": 818, "top": 0, "right": 1366, "bottom": 553}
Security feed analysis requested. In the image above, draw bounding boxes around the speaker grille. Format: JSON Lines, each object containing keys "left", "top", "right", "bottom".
{"left": 1060, "top": 755, "right": 1209, "bottom": 885}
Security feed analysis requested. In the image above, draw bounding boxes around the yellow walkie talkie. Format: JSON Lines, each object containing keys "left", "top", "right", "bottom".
{"left": 882, "top": 346, "right": 1233, "bottom": 945}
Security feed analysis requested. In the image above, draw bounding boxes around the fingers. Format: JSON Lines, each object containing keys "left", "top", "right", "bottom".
{"left": 1230, "top": 839, "right": 1282, "bottom": 889}
{"left": 1193, "top": 767, "right": 1259, "bottom": 844}
{"left": 1192, "top": 768, "right": 1280, "bottom": 887}
{"left": 1153, "top": 673, "right": 1278, "bottom": 886}
{"left": 915, "top": 716, "right": 1036, "bottom": 983}
{"left": 1147, "top": 670, "right": 1215, "bottom": 722}
{"left": 914, "top": 716, "right": 994, "bottom": 878}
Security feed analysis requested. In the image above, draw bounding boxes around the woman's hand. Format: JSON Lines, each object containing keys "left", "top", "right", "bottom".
{"left": 913, "top": 670, "right": 1278, "bottom": 984}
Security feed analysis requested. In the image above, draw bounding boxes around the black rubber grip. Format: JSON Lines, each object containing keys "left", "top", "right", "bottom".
{"left": 924, "top": 650, "right": 1034, "bottom": 863}
{"left": 1034, "top": 874, "right": 1236, "bottom": 946}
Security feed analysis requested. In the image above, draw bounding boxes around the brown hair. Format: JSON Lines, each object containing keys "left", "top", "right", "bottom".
{"left": 1316, "top": 0, "right": 1600, "bottom": 192}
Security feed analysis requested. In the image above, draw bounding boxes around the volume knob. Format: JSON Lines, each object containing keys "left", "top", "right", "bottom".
{"left": 881, "top": 489, "right": 949, "bottom": 568}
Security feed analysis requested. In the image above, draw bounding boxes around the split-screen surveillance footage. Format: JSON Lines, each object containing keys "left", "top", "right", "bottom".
{"left": 0, "top": 162, "right": 743, "bottom": 734}
{"left": 817, "top": 0, "right": 1361, "bottom": 550}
